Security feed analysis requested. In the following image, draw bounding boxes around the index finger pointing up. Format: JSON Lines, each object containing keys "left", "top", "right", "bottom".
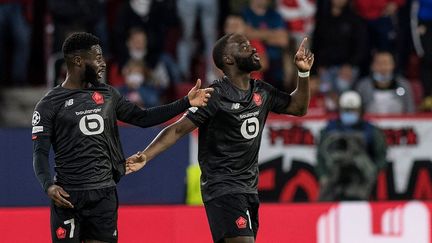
{"left": 299, "top": 37, "right": 308, "bottom": 51}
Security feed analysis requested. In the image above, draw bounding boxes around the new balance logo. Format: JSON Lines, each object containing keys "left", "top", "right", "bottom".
{"left": 231, "top": 103, "right": 240, "bottom": 110}
{"left": 65, "top": 99, "right": 74, "bottom": 107}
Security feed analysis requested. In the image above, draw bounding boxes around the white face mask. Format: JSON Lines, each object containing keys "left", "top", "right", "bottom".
{"left": 373, "top": 72, "right": 393, "bottom": 84}
{"left": 336, "top": 78, "right": 352, "bottom": 92}
{"left": 130, "top": 0, "right": 151, "bottom": 17}
{"left": 340, "top": 111, "right": 360, "bottom": 126}
{"left": 129, "top": 49, "right": 146, "bottom": 60}
{"left": 126, "top": 73, "right": 144, "bottom": 89}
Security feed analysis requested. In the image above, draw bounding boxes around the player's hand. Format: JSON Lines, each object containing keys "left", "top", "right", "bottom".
{"left": 187, "top": 79, "right": 214, "bottom": 107}
{"left": 294, "top": 37, "right": 314, "bottom": 72}
{"left": 125, "top": 151, "right": 147, "bottom": 174}
{"left": 47, "top": 185, "right": 74, "bottom": 208}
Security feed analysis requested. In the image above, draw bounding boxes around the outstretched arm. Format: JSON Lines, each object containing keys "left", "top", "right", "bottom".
{"left": 285, "top": 37, "right": 314, "bottom": 116}
{"left": 117, "top": 79, "right": 213, "bottom": 128}
{"left": 126, "top": 116, "right": 197, "bottom": 174}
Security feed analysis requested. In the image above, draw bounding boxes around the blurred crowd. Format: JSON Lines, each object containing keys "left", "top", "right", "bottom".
{"left": 1, "top": 0, "right": 432, "bottom": 112}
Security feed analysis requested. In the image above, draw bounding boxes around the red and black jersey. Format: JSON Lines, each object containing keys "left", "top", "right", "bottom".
{"left": 32, "top": 83, "right": 189, "bottom": 191}
{"left": 186, "top": 77, "right": 291, "bottom": 202}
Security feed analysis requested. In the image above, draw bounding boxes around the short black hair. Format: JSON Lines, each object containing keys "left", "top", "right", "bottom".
{"left": 62, "top": 32, "right": 100, "bottom": 55}
{"left": 212, "top": 34, "right": 233, "bottom": 70}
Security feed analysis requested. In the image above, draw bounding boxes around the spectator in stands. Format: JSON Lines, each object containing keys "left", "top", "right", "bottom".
{"left": 355, "top": 51, "right": 415, "bottom": 114}
{"left": 353, "top": 0, "right": 405, "bottom": 70}
{"left": 114, "top": 0, "right": 176, "bottom": 70}
{"left": 176, "top": 0, "right": 219, "bottom": 84}
{"left": 48, "top": 0, "right": 109, "bottom": 54}
{"left": 316, "top": 91, "right": 387, "bottom": 201}
{"left": 307, "top": 75, "right": 329, "bottom": 116}
{"left": 110, "top": 28, "right": 177, "bottom": 91}
{"left": 118, "top": 60, "right": 162, "bottom": 107}
{"left": 414, "top": 0, "right": 432, "bottom": 102}
{"left": 224, "top": 14, "right": 269, "bottom": 81}
{"left": 312, "top": 0, "right": 367, "bottom": 94}
{"left": 0, "top": 0, "right": 32, "bottom": 86}
{"left": 242, "top": 0, "right": 289, "bottom": 90}
{"left": 276, "top": 0, "right": 316, "bottom": 46}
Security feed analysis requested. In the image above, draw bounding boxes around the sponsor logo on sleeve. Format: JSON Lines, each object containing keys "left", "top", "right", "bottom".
{"left": 32, "top": 126, "right": 44, "bottom": 134}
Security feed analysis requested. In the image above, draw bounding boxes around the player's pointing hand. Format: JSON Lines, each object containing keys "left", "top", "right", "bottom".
{"left": 188, "top": 79, "right": 214, "bottom": 107}
{"left": 294, "top": 37, "right": 314, "bottom": 72}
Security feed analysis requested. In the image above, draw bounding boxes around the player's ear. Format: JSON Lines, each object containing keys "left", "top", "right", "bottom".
{"left": 72, "top": 55, "right": 82, "bottom": 67}
{"left": 224, "top": 54, "right": 234, "bottom": 66}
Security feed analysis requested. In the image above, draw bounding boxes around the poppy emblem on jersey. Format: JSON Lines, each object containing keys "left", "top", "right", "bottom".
{"left": 236, "top": 216, "right": 247, "bottom": 229}
{"left": 56, "top": 227, "right": 66, "bottom": 239}
{"left": 253, "top": 93, "right": 262, "bottom": 106}
{"left": 92, "top": 92, "right": 104, "bottom": 105}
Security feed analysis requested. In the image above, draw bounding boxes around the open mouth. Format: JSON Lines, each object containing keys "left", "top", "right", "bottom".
{"left": 253, "top": 53, "right": 260, "bottom": 61}
{"left": 97, "top": 69, "right": 105, "bottom": 77}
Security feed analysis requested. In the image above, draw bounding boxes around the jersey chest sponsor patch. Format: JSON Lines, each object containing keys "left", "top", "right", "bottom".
{"left": 79, "top": 114, "right": 104, "bottom": 135}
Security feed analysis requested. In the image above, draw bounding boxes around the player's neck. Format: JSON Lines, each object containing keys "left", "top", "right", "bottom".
{"left": 62, "top": 74, "right": 87, "bottom": 89}
{"left": 225, "top": 73, "right": 250, "bottom": 91}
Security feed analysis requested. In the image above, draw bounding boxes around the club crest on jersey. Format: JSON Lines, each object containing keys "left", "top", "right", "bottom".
{"left": 56, "top": 227, "right": 66, "bottom": 239}
{"left": 253, "top": 93, "right": 262, "bottom": 106}
{"left": 92, "top": 92, "right": 104, "bottom": 105}
{"left": 236, "top": 216, "right": 247, "bottom": 229}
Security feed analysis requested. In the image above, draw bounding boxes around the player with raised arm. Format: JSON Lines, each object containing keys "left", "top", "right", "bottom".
{"left": 126, "top": 33, "right": 314, "bottom": 243}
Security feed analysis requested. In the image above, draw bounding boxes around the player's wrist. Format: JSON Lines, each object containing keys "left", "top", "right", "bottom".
{"left": 183, "top": 95, "right": 191, "bottom": 107}
{"left": 297, "top": 70, "right": 310, "bottom": 78}
{"left": 137, "top": 151, "right": 147, "bottom": 163}
{"left": 44, "top": 182, "right": 55, "bottom": 193}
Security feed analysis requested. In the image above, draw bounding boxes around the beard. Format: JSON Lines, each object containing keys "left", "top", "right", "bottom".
{"left": 83, "top": 64, "right": 100, "bottom": 86}
{"left": 235, "top": 54, "right": 261, "bottom": 73}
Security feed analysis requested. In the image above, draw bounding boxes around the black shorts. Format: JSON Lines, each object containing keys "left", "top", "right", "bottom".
{"left": 50, "top": 186, "right": 118, "bottom": 243}
{"left": 204, "top": 193, "right": 260, "bottom": 243}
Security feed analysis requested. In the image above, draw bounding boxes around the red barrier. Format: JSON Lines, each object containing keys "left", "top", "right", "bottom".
{"left": 1, "top": 202, "right": 431, "bottom": 243}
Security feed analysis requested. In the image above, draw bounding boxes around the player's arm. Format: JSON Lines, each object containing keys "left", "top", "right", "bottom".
{"left": 116, "top": 79, "right": 213, "bottom": 128}
{"left": 125, "top": 116, "right": 197, "bottom": 174}
{"left": 33, "top": 137, "right": 53, "bottom": 192}
{"left": 33, "top": 137, "right": 73, "bottom": 208}
{"left": 32, "top": 99, "right": 73, "bottom": 208}
{"left": 284, "top": 37, "right": 314, "bottom": 116}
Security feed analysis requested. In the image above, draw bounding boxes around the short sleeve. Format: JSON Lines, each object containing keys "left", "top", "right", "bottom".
{"left": 269, "top": 85, "right": 291, "bottom": 114}
{"left": 32, "top": 98, "right": 55, "bottom": 138}
{"left": 186, "top": 91, "right": 220, "bottom": 127}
